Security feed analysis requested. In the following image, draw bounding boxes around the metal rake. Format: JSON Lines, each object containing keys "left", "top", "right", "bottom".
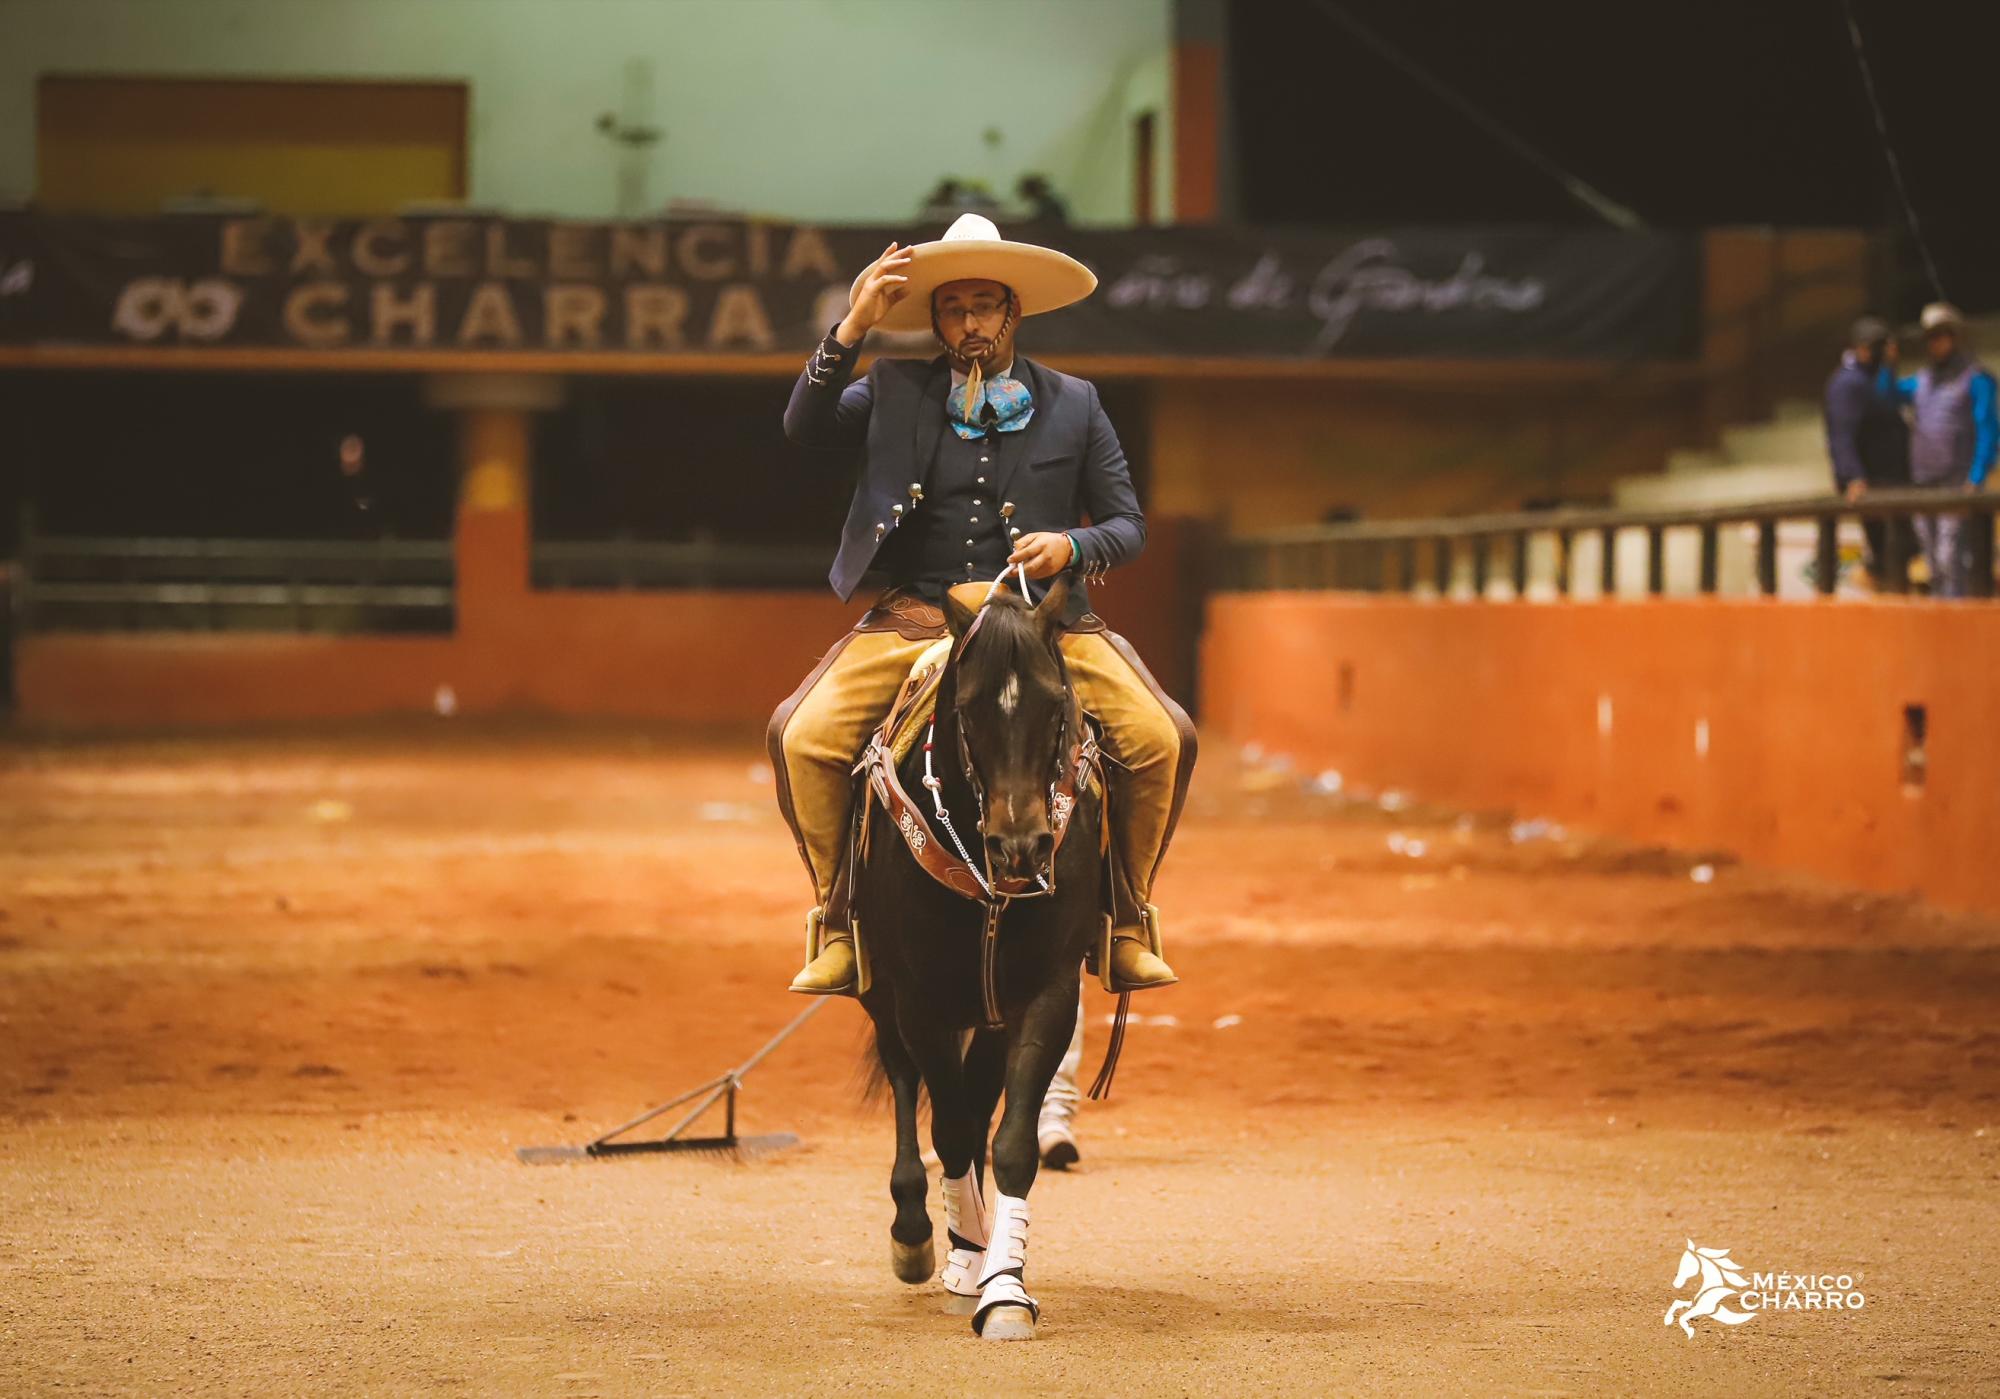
{"left": 515, "top": 999, "right": 827, "bottom": 1164}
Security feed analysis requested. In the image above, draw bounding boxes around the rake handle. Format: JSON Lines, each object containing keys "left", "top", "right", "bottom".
{"left": 589, "top": 998, "right": 832, "bottom": 1149}
{"left": 731, "top": 997, "right": 830, "bottom": 1080}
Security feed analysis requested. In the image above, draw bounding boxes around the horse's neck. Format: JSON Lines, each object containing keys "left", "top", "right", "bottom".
{"left": 1696, "top": 1259, "right": 1727, "bottom": 1290}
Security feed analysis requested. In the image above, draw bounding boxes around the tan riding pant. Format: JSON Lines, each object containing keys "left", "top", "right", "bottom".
{"left": 771, "top": 625, "right": 1194, "bottom": 923}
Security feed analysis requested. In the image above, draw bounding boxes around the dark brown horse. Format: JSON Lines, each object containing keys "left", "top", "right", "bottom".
{"left": 855, "top": 573, "right": 1107, "bottom": 1341}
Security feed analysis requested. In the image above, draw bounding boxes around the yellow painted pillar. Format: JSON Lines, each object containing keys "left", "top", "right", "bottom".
{"left": 423, "top": 375, "right": 564, "bottom": 652}
{"left": 459, "top": 407, "right": 532, "bottom": 517}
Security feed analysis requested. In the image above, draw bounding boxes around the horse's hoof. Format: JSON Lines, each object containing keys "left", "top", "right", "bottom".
{"left": 976, "top": 1304, "right": 1037, "bottom": 1341}
{"left": 972, "top": 1276, "right": 1040, "bottom": 1340}
{"left": 1040, "top": 1138, "right": 1079, "bottom": 1171}
{"left": 889, "top": 1235, "right": 935, "bottom": 1285}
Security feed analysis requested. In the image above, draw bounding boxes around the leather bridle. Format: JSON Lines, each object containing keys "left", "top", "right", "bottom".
{"left": 859, "top": 573, "right": 1100, "bottom": 904}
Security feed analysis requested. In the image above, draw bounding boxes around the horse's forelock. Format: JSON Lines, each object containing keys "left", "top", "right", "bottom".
{"left": 960, "top": 597, "right": 1059, "bottom": 686}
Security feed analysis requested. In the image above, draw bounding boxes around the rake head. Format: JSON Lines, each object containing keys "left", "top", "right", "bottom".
{"left": 514, "top": 1132, "right": 800, "bottom": 1166}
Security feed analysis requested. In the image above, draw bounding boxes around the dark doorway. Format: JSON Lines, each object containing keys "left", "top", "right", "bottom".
{"left": 1133, "top": 111, "right": 1158, "bottom": 225}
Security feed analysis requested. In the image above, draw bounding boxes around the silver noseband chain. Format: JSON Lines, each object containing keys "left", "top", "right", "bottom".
{"left": 921, "top": 712, "right": 995, "bottom": 899}
{"left": 921, "top": 713, "right": 1055, "bottom": 900}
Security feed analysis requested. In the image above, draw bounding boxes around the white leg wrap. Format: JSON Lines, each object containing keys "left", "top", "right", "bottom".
{"left": 972, "top": 1193, "right": 1038, "bottom": 1333}
{"left": 976, "top": 1193, "right": 1030, "bottom": 1289}
{"left": 942, "top": 1169, "right": 990, "bottom": 1248}
{"left": 938, "top": 1168, "right": 989, "bottom": 1297}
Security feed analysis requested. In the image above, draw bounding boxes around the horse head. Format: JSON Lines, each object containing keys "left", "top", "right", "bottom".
{"left": 1676, "top": 1241, "right": 1748, "bottom": 1292}
{"left": 941, "top": 574, "right": 1074, "bottom": 895}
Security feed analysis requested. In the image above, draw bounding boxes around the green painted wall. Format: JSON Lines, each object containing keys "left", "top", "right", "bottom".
{"left": 0, "top": 0, "right": 1171, "bottom": 225}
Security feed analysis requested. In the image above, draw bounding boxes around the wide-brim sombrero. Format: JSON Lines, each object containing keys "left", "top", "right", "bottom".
{"left": 854, "top": 213, "right": 1097, "bottom": 332}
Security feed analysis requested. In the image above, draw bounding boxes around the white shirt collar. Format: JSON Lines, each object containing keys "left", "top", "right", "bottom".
{"left": 950, "top": 359, "right": 1014, "bottom": 389}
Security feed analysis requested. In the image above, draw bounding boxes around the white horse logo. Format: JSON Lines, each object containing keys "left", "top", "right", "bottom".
{"left": 1664, "top": 1240, "right": 1755, "bottom": 1337}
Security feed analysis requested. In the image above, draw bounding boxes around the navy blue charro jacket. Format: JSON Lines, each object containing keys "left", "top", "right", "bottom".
{"left": 782, "top": 332, "right": 1146, "bottom": 622}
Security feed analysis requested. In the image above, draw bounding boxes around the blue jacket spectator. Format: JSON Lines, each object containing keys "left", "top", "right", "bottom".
{"left": 1887, "top": 303, "right": 1997, "bottom": 596}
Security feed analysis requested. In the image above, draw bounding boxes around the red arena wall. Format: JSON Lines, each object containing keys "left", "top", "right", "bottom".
{"left": 13, "top": 512, "right": 1202, "bottom": 731}
{"left": 1201, "top": 594, "right": 2000, "bottom": 917}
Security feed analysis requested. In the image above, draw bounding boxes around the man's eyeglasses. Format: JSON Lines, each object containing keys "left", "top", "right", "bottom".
{"left": 936, "top": 298, "right": 1010, "bottom": 324}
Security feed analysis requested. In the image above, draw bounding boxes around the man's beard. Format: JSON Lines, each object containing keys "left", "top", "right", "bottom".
{"left": 953, "top": 335, "right": 1009, "bottom": 371}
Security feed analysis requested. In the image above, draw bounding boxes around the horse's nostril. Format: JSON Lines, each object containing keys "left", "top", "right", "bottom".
{"left": 984, "top": 833, "right": 1045, "bottom": 874}
{"left": 1032, "top": 833, "right": 1055, "bottom": 866}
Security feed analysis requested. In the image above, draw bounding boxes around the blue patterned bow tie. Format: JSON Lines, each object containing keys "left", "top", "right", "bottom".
{"left": 947, "top": 375, "right": 1034, "bottom": 439}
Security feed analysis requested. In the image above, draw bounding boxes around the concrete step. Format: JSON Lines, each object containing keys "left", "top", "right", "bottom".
{"left": 1720, "top": 418, "right": 1827, "bottom": 466}
{"left": 1601, "top": 384, "right": 1844, "bottom": 536}
{"left": 1666, "top": 449, "right": 1729, "bottom": 475}
{"left": 1614, "top": 459, "right": 1828, "bottom": 510}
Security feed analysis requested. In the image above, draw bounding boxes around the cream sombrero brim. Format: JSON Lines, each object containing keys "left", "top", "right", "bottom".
{"left": 854, "top": 213, "right": 1097, "bottom": 332}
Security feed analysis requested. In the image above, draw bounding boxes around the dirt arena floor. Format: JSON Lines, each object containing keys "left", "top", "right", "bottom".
{"left": 3, "top": 723, "right": 1997, "bottom": 1397}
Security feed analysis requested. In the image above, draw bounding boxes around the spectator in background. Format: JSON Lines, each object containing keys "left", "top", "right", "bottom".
{"left": 919, "top": 178, "right": 1000, "bottom": 224}
{"left": 1889, "top": 303, "right": 1997, "bottom": 598}
{"left": 1017, "top": 173, "right": 1071, "bottom": 225}
{"left": 1824, "top": 315, "right": 1911, "bottom": 587}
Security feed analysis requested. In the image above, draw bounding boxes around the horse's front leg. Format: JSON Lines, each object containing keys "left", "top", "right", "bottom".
{"left": 864, "top": 992, "right": 934, "bottom": 1284}
{"left": 973, "top": 977, "right": 1081, "bottom": 1341}
{"left": 896, "top": 999, "right": 990, "bottom": 1294}
{"left": 936, "top": 1028, "right": 1007, "bottom": 1306}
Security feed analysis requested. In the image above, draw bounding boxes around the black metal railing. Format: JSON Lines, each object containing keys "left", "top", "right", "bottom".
{"left": 532, "top": 539, "right": 826, "bottom": 591}
{"left": 17, "top": 532, "right": 456, "bottom": 632}
{"left": 1221, "top": 487, "right": 1998, "bottom": 600}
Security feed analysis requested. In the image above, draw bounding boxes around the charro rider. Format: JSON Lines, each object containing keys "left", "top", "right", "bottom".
{"left": 770, "top": 214, "right": 1196, "bottom": 997}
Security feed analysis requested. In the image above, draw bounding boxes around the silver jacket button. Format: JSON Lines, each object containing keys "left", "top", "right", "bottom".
{"left": 873, "top": 523, "right": 887, "bottom": 541}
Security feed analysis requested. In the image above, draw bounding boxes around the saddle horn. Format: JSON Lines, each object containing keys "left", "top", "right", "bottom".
{"left": 943, "top": 588, "right": 980, "bottom": 638}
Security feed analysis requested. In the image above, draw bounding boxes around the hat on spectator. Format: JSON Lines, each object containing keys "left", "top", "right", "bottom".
{"left": 1849, "top": 315, "right": 1890, "bottom": 347}
{"left": 1919, "top": 303, "right": 1964, "bottom": 334}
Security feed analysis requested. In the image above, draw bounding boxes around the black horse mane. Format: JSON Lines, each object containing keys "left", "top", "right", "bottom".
{"left": 946, "top": 587, "right": 1067, "bottom": 696}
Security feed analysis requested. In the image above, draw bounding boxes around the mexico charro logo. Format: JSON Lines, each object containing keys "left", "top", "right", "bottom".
{"left": 1664, "top": 1240, "right": 1865, "bottom": 1338}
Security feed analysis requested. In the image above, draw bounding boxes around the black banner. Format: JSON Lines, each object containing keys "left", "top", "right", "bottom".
{"left": 0, "top": 214, "right": 1699, "bottom": 361}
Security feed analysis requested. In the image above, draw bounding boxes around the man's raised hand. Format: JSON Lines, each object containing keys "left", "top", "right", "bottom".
{"left": 836, "top": 243, "right": 914, "bottom": 346}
